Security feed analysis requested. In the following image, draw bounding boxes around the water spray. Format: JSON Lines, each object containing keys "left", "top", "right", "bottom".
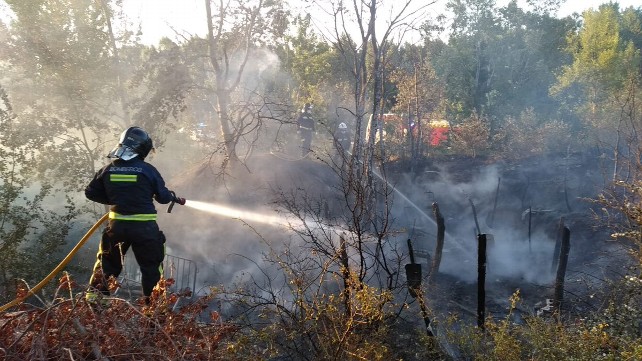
{"left": 185, "top": 200, "right": 305, "bottom": 229}
{"left": 371, "top": 167, "right": 436, "bottom": 227}
{"left": 184, "top": 200, "right": 355, "bottom": 243}
{"left": 349, "top": 152, "right": 436, "bottom": 228}
{"left": 349, "top": 153, "right": 474, "bottom": 257}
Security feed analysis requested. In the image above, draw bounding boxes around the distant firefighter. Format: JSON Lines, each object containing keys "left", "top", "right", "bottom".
{"left": 334, "top": 122, "right": 352, "bottom": 158}
{"left": 297, "top": 103, "right": 315, "bottom": 157}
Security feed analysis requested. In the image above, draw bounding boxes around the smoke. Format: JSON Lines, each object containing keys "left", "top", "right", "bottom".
{"left": 160, "top": 200, "right": 283, "bottom": 286}
{"left": 387, "top": 158, "right": 599, "bottom": 286}
{"left": 156, "top": 152, "right": 338, "bottom": 292}
{"left": 159, "top": 157, "right": 535, "bottom": 293}
{"left": 94, "top": 39, "right": 605, "bottom": 304}
{"left": 142, "top": 122, "right": 623, "bottom": 331}
{"left": 139, "top": 45, "right": 312, "bottom": 294}
{"left": 122, "top": 93, "right": 609, "bottom": 303}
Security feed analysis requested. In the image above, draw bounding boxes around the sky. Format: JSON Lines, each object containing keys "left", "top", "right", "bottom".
{"left": 0, "top": 0, "right": 640, "bottom": 45}
{"left": 117, "top": 0, "right": 642, "bottom": 45}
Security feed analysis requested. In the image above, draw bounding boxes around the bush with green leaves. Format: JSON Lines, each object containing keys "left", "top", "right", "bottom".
{"left": 0, "top": 86, "right": 78, "bottom": 304}
{"left": 444, "top": 291, "right": 642, "bottom": 361}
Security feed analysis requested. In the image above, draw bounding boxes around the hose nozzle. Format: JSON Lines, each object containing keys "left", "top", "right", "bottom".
{"left": 168, "top": 191, "right": 177, "bottom": 213}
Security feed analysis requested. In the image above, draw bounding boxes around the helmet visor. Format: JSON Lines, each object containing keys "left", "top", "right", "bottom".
{"left": 107, "top": 145, "right": 138, "bottom": 160}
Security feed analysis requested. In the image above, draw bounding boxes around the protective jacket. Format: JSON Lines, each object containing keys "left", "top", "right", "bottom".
{"left": 297, "top": 111, "right": 315, "bottom": 132}
{"left": 85, "top": 157, "right": 174, "bottom": 219}
{"left": 297, "top": 110, "right": 315, "bottom": 156}
{"left": 335, "top": 129, "right": 351, "bottom": 152}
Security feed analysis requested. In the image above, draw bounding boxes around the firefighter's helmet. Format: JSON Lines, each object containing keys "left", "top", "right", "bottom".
{"left": 108, "top": 126, "right": 154, "bottom": 160}
{"left": 338, "top": 122, "right": 347, "bottom": 129}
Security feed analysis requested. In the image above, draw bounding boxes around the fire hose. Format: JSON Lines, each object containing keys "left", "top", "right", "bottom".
{"left": 0, "top": 213, "right": 109, "bottom": 312}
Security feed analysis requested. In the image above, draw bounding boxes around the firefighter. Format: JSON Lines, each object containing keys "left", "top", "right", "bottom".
{"left": 335, "top": 122, "right": 351, "bottom": 153}
{"left": 334, "top": 122, "right": 352, "bottom": 161}
{"left": 297, "top": 103, "right": 315, "bottom": 157}
{"left": 85, "top": 126, "right": 185, "bottom": 305}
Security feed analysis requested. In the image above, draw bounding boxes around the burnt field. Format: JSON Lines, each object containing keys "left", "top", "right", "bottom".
{"left": 163, "top": 149, "right": 632, "bottom": 335}
{"left": 386, "top": 152, "right": 628, "bottom": 327}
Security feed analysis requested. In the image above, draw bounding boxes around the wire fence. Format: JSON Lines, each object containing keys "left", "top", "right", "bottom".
{"left": 118, "top": 253, "right": 198, "bottom": 299}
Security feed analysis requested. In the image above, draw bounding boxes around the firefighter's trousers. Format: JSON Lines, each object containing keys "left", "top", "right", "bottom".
{"left": 89, "top": 220, "right": 166, "bottom": 298}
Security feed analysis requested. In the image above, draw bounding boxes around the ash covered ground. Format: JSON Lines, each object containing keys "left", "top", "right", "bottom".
{"left": 386, "top": 152, "right": 627, "bottom": 328}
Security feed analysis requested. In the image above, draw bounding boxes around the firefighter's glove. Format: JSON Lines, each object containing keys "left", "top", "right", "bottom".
{"left": 173, "top": 195, "right": 186, "bottom": 205}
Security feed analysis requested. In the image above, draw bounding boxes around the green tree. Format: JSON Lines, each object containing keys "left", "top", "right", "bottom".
{"left": 127, "top": 39, "right": 192, "bottom": 139}
{"left": 280, "top": 14, "right": 334, "bottom": 104}
{"left": 434, "top": 0, "right": 573, "bottom": 133}
{"left": 438, "top": 0, "right": 504, "bottom": 124}
{"left": 491, "top": 2, "right": 574, "bottom": 121}
{"left": 203, "top": 0, "right": 289, "bottom": 169}
{"left": 551, "top": 4, "right": 639, "bottom": 122}
{"left": 3, "top": 0, "right": 188, "bottom": 193}
{"left": 0, "top": 85, "right": 77, "bottom": 303}
{"left": 551, "top": 4, "right": 642, "bottom": 180}
{"left": 390, "top": 50, "right": 446, "bottom": 164}
{"left": 4, "top": 0, "right": 121, "bottom": 190}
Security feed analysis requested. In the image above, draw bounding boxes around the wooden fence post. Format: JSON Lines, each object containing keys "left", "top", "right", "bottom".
{"left": 429, "top": 202, "right": 445, "bottom": 286}
{"left": 551, "top": 217, "right": 565, "bottom": 273}
{"left": 553, "top": 226, "right": 571, "bottom": 319}
{"left": 478, "top": 234, "right": 487, "bottom": 330}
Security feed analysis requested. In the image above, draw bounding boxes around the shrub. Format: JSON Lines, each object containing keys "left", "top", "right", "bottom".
{"left": 0, "top": 274, "right": 237, "bottom": 360}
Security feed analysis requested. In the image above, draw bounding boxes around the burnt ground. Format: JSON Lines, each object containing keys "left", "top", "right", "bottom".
{"left": 377, "top": 152, "right": 633, "bottom": 359}
{"left": 387, "top": 153, "right": 630, "bottom": 328}
{"left": 163, "top": 150, "right": 634, "bottom": 358}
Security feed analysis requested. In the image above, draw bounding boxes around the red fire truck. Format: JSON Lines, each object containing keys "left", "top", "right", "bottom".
{"left": 368, "top": 114, "right": 449, "bottom": 147}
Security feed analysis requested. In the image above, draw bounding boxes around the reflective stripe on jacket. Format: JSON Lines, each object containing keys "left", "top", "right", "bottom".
{"left": 108, "top": 211, "right": 158, "bottom": 221}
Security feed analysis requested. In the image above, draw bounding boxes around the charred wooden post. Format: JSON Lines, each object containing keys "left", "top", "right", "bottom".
{"left": 553, "top": 226, "right": 571, "bottom": 319}
{"left": 418, "top": 294, "right": 434, "bottom": 337}
{"left": 551, "top": 217, "right": 565, "bottom": 273}
{"left": 405, "top": 239, "right": 422, "bottom": 298}
{"left": 564, "top": 146, "right": 573, "bottom": 212}
{"left": 488, "top": 177, "right": 501, "bottom": 228}
{"left": 528, "top": 205, "right": 532, "bottom": 253}
{"left": 405, "top": 239, "right": 433, "bottom": 336}
{"left": 429, "top": 202, "right": 445, "bottom": 286}
{"left": 469, "top": 198, "right": 482, "bottom": 235}
{"left": 339, "top": 234, "right": 351, "bottom": 313}
{"left": 477, "top": 234, "right": 487, "bottom": 330}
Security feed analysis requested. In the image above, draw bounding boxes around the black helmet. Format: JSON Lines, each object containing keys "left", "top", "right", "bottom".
{"left": 108, "top": 126, "right": 154, "bottom": 160}
{"left": 302, "top": 103, "right": 312, "bottom": 112}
